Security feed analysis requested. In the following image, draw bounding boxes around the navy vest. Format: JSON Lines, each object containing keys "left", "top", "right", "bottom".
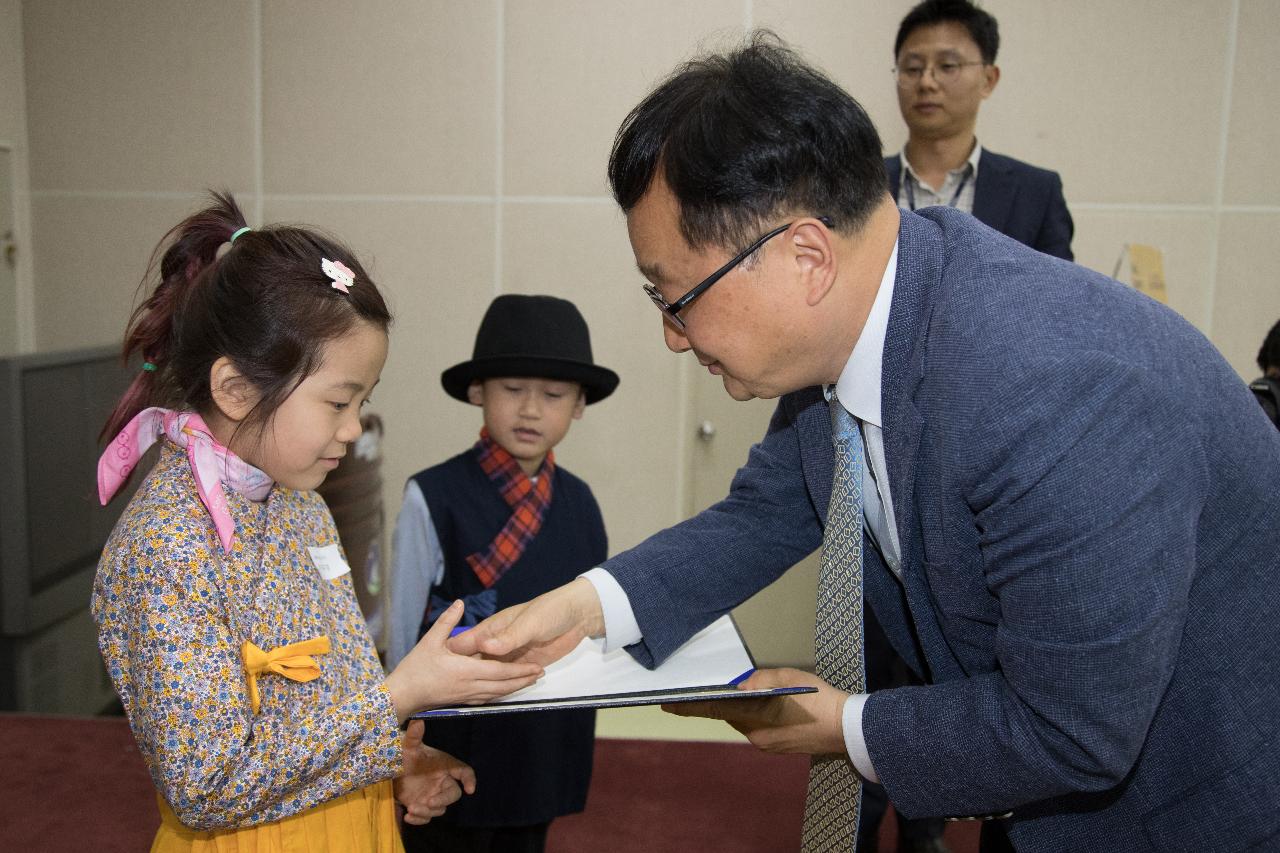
{"left": 411, "top": 449, "right": 605, "bottom": 827}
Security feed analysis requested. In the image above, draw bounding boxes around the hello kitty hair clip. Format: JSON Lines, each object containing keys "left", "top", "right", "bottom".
{"left": 321, "top": 258, "right": 356, "bottom": 294}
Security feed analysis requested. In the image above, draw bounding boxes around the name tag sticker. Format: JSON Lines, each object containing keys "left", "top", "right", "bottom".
{"left": 308, "top": 544, "right": 351, "bottom": 580}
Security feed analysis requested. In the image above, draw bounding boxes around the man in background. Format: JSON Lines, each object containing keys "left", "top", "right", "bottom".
{"left": 885, "top": 0, "right": 1074, "bottom": 261}
{"left": 1250, "top": 318, "right": 1280, "bottom": 428}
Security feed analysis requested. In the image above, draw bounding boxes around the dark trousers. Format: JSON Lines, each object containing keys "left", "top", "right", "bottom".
{"left": 859, "top": 780, "right": 948, "bottom": 851}
{"left": 979, "top": 821, "right": 1016, "bottom": 853}
{"left": 401, "top": 821, "right": 550, "bottom": 853}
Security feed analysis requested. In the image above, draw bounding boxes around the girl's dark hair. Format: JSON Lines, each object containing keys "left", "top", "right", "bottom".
{"left": 607, "top": 31, "right": 888, "bottom": 252}
{"left": 102, "top": 190, "right": 392, "bottom": 443}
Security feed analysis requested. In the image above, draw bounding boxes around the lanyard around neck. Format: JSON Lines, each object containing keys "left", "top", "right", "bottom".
{"left": 904, "top": 167, "right": 971, "bottom": 212}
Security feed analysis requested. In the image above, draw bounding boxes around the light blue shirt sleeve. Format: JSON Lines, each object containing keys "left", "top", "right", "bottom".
{"left": 386, "top": 480, "right": 445, "bottom": 669}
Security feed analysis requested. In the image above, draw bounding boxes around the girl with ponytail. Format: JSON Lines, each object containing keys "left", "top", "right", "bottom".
{"left": 92, "top": 192, "right": 543, "bottom": 851}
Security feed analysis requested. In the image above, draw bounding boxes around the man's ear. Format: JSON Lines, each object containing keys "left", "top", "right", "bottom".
{"left": 466, "top": 381, "right": 486, "bottom": 406}
{"left": 981, "top": 63, "right": 1000, "bottom": 99}
{"left": 791, "top": 218, "right": 838, "bottom": 308}
{"left": 208, "top": 357, "right": 258, "bottom": 422}
{"left": 572, "top": 389, "right": 586, "bottom": 420}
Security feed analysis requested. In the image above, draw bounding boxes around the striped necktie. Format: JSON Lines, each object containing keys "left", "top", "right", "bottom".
{"left": 801, "top": 394, "right": 866, "bottom": 851}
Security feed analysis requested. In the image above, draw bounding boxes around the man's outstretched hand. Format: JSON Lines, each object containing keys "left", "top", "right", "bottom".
{"left": 448, "top": 577, "right": 605, "bottom": 667}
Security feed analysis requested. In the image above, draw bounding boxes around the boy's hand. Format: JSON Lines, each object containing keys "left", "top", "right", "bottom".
{"left": 385, "top": 600, "right": 544, "bottom": 722}
{"left": 448, "top": 577, "right": 603, "bottom": 666}
{"left": 663, "top": 668, "right": 850, "bottom": 757}
{"left": 394, "top": 720, "right": 476, "bottom": 825}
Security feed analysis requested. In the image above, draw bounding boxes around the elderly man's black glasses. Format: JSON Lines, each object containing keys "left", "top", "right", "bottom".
{"left": 643, "top": 216, "right": 833, "bottom": 330}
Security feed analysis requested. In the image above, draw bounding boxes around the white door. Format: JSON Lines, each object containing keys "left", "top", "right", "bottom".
{"left": 0, "top": 146, "right": 17, "bottom": 357}
{"left": 686, "top": 363, "right": 818, "bottom": 670}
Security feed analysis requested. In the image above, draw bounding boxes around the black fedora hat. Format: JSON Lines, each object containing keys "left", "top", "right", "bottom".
{"left": 441, "top": 294, "right": 620, "bottom": 405}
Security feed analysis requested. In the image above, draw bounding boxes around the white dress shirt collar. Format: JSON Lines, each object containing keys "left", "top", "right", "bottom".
{"left": 833, "top": 239, "right": 898, "bottom": 428}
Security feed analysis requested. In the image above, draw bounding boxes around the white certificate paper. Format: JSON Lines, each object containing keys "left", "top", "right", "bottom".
{"left": 414, "top": 614, "right": 815, "bottom": 718}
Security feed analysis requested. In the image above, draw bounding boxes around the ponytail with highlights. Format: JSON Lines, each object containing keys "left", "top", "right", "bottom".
{"left": 102, "top": 191, "right": 248, "bottom": 442}
{"left": 101, "top": 190, "right": 392, "bottom": 465}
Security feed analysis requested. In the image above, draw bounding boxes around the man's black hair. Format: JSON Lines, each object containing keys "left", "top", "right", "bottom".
{"left": 894, "top": 0, "right": 1000, "bottom": 64}
{"left": 1258, "top": 319, "right": 1280, "bottom": 373}
{"left": 606, "top": 31, "right": 889, "bottom": 252}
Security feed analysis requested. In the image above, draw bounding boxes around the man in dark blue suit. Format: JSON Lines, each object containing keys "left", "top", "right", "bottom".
{"left": 885, "top": 0, "right": 1073, "bottom": 262}
{"left": 456, "top": 34, "right": 1280, "bottom": 853}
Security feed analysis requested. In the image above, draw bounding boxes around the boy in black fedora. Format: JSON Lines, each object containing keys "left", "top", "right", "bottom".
{"left": 389, "top": 294, "right": 618, "bottom": 853}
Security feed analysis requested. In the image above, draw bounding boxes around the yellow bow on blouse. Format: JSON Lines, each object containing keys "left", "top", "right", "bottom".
{"left": 240, "top": 636, "right": 331, "bottom": 714}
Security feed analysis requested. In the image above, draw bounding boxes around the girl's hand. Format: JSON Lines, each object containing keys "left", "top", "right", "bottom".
{"left": 385, "top": 599, "right": 544, "bottom": 722}
{"left": 394, "top": 720, "right": 476, "bottom": 825}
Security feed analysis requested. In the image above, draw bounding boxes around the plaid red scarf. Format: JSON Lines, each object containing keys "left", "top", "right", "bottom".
{"left": 465, "top": 428, "right": 555, "bottom": 588}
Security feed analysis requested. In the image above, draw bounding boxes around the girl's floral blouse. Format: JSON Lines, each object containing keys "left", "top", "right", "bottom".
{"left": 93, "top": 442, "right": 402, "bottom": 831}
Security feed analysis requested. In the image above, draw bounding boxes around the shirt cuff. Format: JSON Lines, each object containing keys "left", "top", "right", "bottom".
{"left": 580, "top": 567, "right": 642, "bottom": 652}
{"left": 842, "top": 692, "right": 880, "bottom": 783}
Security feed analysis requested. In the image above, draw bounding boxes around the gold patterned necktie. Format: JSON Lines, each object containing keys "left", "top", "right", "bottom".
{"left": 802, "top": 394, "right": 866, "bottom": 851}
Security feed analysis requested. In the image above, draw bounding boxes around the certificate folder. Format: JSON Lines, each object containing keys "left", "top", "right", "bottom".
{"left": 415, "top": 614, "right": 816, "bottom": 718}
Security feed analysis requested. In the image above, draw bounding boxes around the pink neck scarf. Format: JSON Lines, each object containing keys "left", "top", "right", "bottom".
{"left": 98, "top": 408, "right": 273, "bottom": 551}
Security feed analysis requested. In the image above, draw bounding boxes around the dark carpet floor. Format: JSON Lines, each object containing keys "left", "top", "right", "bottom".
{"left": 0, "top": 714, "right": 979, "bottom": 851}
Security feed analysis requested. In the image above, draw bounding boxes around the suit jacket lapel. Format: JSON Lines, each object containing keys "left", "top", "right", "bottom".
{"left": 971, "top": 149, "right": 1016, "bottom": 234}
{"left": 792, "top": 388, "right": 834, "bottom": 523}
{"left": 880, "top": 212, "right": 965, "bottom": 683}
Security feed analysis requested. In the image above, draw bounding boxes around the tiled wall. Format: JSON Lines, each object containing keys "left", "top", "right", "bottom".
{"left": 0, "top": 0, "right": 32, "bottom": 355}
{"left": 9, "top": 0, "right": 1280, "bottom": 556}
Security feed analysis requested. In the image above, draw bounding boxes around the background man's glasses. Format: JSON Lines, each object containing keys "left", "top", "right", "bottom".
{"left": 893, "top": 60, "right": 986, "bottom": 88}
{"left": 643, "top": 216, "right": 832, "bottom": 331}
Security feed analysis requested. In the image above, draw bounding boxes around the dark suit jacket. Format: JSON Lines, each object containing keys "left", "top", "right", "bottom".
{"left": 885, "top": 149, "right": 1074, "bottom": 261}
{"left": 603, "top": 209, "right": 1280, "bottom": 852}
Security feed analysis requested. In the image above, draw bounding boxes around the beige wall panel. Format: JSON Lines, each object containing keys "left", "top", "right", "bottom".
{"left": 1071, "top": 209, "right": 1217, "bottom": 335}
{"left": 1222, "top": 0, "right": 1280, "bottom": 206}
{"left": 596, "top": 703, "right": 745, "bottom": 742}
{"left": 979, "top": 0, "right": 1232, "bottom": 206}
{"left": 263, "top": 1, "right": 497, "bottom": 196}
{"left": 262, "top": 198, "right": 497, "bottom": 526}
{"left": 502, "top": 201, "right": 684, "bottom": 554}
{"left": 503, "top": 0, "right": 743, "bottom": 198}
{"left": 1, "top": 0, "right": 24, "bottom": 141}
{"left": 22, "top": 0, "right": 255, "bottom": 192}
{"left": 31, "top": 194, "right": 210, "bottom": 351}
{"left": 1212, "top": 212, "right": 1280, "bottom": 379}
{"left": 1, "top": 0, "right": 31, "bottom": 356}
{"left": 754, "top": 0, "right": 916, "bottom": 154}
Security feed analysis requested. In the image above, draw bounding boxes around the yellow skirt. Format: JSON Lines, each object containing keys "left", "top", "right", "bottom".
{"left": 151, "top": 780, "right": 404, "bottom": 853}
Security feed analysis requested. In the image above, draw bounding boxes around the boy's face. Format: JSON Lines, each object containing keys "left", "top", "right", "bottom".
{"left": 468, "top": 377, "right": 586, "bottom": 476}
